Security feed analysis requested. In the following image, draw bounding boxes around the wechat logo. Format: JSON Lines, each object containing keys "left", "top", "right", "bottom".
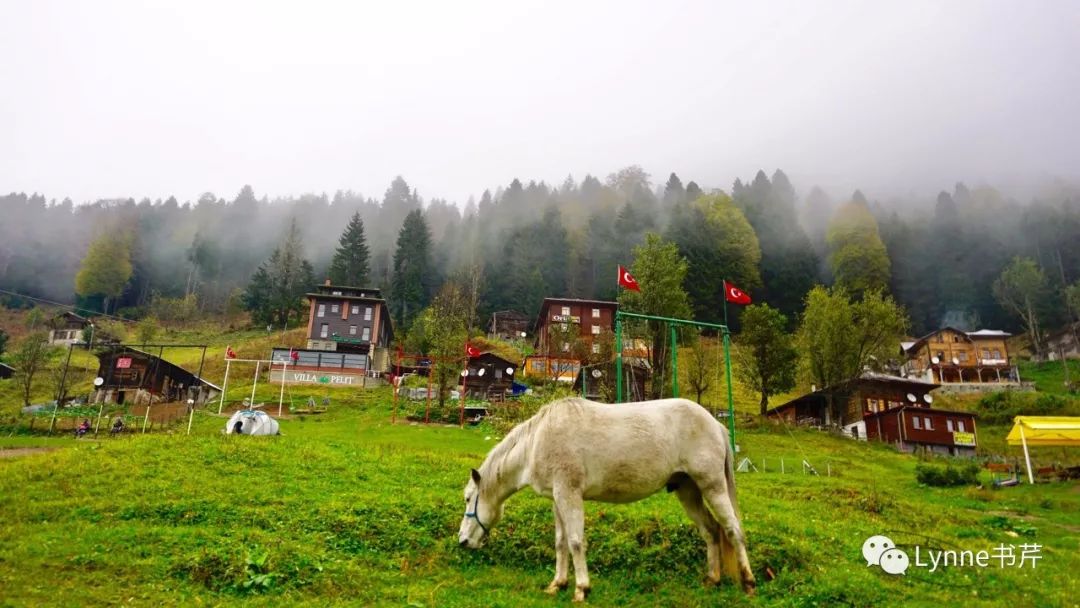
{"left": 863, "top": 535, "right": 910, "bottom": 575}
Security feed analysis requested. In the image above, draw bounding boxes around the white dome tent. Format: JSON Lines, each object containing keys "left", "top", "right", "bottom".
{"left": 225, "top": 410, "right": 280, "bottom": 436}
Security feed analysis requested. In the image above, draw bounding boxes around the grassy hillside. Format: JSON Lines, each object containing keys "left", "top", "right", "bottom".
{"left": 1, "top": 386, "right": 1077, "bottom": 607}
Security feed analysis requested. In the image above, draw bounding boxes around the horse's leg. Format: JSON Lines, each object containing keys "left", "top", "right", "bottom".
{"left": 545, "top": 502, "right": 569, "bottom": 594}
{"left": 554, "top": 487, "right": 590, "bottom": 602}
{"left": 675, "top": 480, "right": 722, "bottom": 584}
{"left": 701, "top": 485, "right": 756, "bottom": 594}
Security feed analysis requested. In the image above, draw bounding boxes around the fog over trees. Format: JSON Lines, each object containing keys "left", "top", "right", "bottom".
{"left": 2, "top": 168, "right": 1079, "bottom": 343}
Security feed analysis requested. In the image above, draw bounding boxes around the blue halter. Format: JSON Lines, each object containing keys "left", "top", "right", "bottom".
{"left": 464, "top": 493, "right": 489, "bottom": 537}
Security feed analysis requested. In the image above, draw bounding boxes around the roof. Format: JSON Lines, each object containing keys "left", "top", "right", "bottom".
{"left": 541, "top": 297, "right": 619, "bottom": 307}
{"left": 967, "top": 329, "right": 1011, "bottom": 338}
{"left": 767, "top": 373, "right": 940, "bottom": 416}
{"left": 96, "top": 346, "right": 222, "bottom": 391}
{"left": 1006, "top": 416, "right": 1080, "bottom": 447}
{"left": 902, "top": 327, "right": 1011, "bottom": 356}
{"left": 469, "top": 352, "right": 518, "bottom": 368}
{"left": 0, "top": 362, "right": 14, "bottom": 378}
{"left": 306, "top": 292, "right": 387, "bottom": 303}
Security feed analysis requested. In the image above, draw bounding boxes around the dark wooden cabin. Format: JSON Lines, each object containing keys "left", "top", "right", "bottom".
{"left": 93, "top": 347, "right": 220, "bottom": 406}
{"left": 864, "top": 405, "right": 978, "bottom": 457}
{"left": 464, "top": 352, "right": 518, "bottom": 399}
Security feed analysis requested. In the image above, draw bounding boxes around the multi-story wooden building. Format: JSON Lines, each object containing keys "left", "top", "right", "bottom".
{"left": 266, "top": 282, "right": 394, "bottom": 385}
{"left": 525, "top": 298, "right": 618, "bottom": 381}
{"left": 766, "top": 373, "right": 978, "bottom": 456}
{"left": 899, "top": 327, "right": 1017, "bottom": 384}
{"left": 47, "top": 312, "right": 91, "bottom": 346}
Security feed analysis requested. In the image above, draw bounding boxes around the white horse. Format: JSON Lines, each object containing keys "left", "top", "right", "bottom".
{"left": 458, "top": 397, "right": 755, "bottom": 601}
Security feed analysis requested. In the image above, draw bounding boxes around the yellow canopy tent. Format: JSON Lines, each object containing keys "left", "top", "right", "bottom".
{"left": 1006, "top": 416, "right": 1080, "bottom": 484}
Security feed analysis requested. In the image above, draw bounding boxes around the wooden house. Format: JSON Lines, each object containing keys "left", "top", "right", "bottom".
{"left": 488, "top": 310, "right": 531, "bottom": 341}
{"left": 47, "top": 312, "right": 91, "bottom": 346}
{"left": 295, "top": 281, "right": 394, "bottom": 374}
{"left": 463, "top": 352, "right": 518, "bottom": 399}
{"left": 864, "top": 405, "right": 978, "bottom": 457}
{"left": 93, "top": 347, "right": 220, "bottom": 406}
{"left": 525, "top": 298, "right": 617, "bottom": 381}
{"left": 767, "top": 373, "right": 978, "bottom": 456}
{"left": 899, "top": 327, "right": 1017, "bottom": 384}
{"left": 0, "top": 362, "right": 14, "bottom": 380}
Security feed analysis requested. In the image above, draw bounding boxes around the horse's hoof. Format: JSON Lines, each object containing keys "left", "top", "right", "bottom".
{"left": 743, "top": 579, "right": 757, "bottom": 596}
{"left": 544, "top": 582, "right": 566, "bottom": 595}
{"left": 572, "top": 586, "right": 590, "bottom": 602}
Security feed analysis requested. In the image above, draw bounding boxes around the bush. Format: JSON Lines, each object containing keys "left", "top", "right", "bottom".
{"left": 975, "top": 390, "right": 1077, "bottom": 424}
{"left": 916, "top": 461, "right": 981, "bottom": 487}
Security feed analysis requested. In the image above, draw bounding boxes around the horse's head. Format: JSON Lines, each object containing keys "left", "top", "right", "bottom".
{"left": 458, "top": 468, "right": 502, "bottom": 549}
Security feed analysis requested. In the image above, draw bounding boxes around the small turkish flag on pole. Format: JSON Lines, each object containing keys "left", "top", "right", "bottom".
{"left": 465, "top": 343, "right": 481, "bottom": 358}
{"left": 618, "top": 265, "right": 641, "bottom": 292}
{"left": 724, "top": 281, "right": 752, "bottom": 305}
{"left": 226, "top": 346, "right": 237, "bottom": 359}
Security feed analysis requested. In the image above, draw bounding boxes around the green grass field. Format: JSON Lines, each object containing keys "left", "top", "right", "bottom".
{"left": 1, "top": 385, "right": 1078, "bottom": 608}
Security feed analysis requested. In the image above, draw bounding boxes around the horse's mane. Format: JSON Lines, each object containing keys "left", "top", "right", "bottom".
{"left": 480, "top": 397, "right": 586, "bottom": 482}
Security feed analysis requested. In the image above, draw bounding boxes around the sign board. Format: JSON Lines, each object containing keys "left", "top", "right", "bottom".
{"left": 552, "top": 315, "right": 581, "bottom": 323}
{"left": 116, "top": 357, "right": 132, "bottom": 369}
{"left": 953, "top": 431, "right": 976, "bottom": 447}
{"left": 269, "top": 369, "right": 367, "bottom": 386}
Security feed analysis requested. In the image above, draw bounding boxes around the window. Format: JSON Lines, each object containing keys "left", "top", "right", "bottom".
{"left": 364, "top": 307, "right": 372, "bottom": 321}
{"left": 362, "top": 327, "right": 371, "bottom": 341}
{"left": 953, "top": 335, "right": 961, "bottom": 343}
{"left": 591, "top": 325, "right": 601, "bottom": 335}
{"left": 957, "top": 420, "right": 966, "bottom": 432}
{"left": 532, "top": 360, "right": 546, "bottom": 372}
{"left": 992, "top": 349, "right": 1002, "bottom": 359}
{"left": 924, "top": 417, "right": 933, "bottom": 430}
{"left": 958, "top": 351, "right": 968, "bottom": 362}
{"left": 592, "top": 308, "right": 600, "bottom": 318}
{"left": 592, "top": 343, "right": 600, "bottom": 354}
{"left": 495, "top": 368, "right": 503, "bottom": 379}
{"left": 331, "top": 304, "right": 339, "bottom": 313}
{"left": 913, "top": 417, "right": 922, "bottom": 429}
{"left": 320, "top": 323, "right": 329, "bottom": 338}
{"left": 866, "top": 398, "right": 881, "bottom": 414}
{"left": 351, "top": 305, "right": 359, "bottom": 315}
{"left": 935, "top": 335, "right": 944, "bottom": 343}
{"left": 561, "top": 306, "right": 571, "bottom": 316}
{"left": 332, "top": 290, "right": 342, "bottom": 295}
{"left": 947, "top": 419, "right": 954, "bottom": 432}
{"left": 317, "top": 304, "right": 326, "bottom": 318}
{"left": 349, "top": 325, "right": 357, "bottom": 335}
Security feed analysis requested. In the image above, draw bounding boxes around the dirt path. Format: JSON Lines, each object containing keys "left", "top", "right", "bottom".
{"left": 0, "top": 447, "right": 58, "bottom": 459}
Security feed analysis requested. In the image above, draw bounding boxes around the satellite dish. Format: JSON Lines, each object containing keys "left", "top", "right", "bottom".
{"left": 951, "top": 357, "right": 960, "bottom": 366}
{"left": 591, "top": 369, "right": 603, "bottom": 378}
{"left": 520, "top": 331, "right": 527, "bottom": 338}
{"left": 924, "top": 394, "right": 934, "bottom": 404}
{"left": 93, "top": 377, "right": 104, "bottom": 387}
{"left": 478, "top": 368, "right": 486, "bottom": 377}
{"left": 505, "top": 367, "right": 514, "bottom": 375}
{"left": 460, "top": 369, "right": 468, "bottom": 377}
{"left": 906, "top": 393, "right": 916, "bottom": 402}
{"left": 187, "top": 399, "right": 195, "bottom": 405}
{"left": 931, "top": 356, "right": 940, "bottom": 364}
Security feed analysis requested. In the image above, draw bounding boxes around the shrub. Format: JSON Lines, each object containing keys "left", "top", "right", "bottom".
{"left": 915, "top": 461, "right": 981, "bottom": 487}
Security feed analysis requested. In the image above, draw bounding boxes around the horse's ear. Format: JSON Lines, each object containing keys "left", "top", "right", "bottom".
{"left": 471, "top": 468, "right": 482, "bottom": 484}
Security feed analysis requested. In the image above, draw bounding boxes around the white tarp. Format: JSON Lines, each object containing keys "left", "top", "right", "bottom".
{"left": 225, "top": 410, "right": 280, "bottom": 436}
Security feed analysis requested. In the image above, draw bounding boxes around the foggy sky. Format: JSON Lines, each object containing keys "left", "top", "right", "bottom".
{"left": 2, "top": 0, "right": 1078, "bottom": 205}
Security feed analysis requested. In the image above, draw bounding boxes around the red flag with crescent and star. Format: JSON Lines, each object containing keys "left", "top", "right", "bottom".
{"left": 724, "top": 281, "right": 752, "bottom": 305}
{"left": 617, "top": 265, "right": 641, "bottom": 292}
{"left": 226, "top": 346, "right": 237, "bottom": 359}
{"left": 465, "top": 343, "right": 482, "bottom": 358}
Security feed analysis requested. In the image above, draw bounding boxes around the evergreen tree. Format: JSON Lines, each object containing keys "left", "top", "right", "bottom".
{"left": 327, "top": 211, "right": 370, "bottom": 286}
{"left": 826, "top": 195, "right": 891, "bottom": 297}
{"left": 242, "top": 219, "right": 315, "bottom": 328}
{"left": 666, "top": 194, "right": 761, "bottom": 325}
{"left": 663, "top": 172, "right": 685, "bottom": 206}
{"left": 685, "top": 181, "right": 703, "bottom": 201}
{"left": 75, "top": 230, "right": 134, "bottom": 314}
{"left": 391, "top": 209, "right": 436, "bottom": 329}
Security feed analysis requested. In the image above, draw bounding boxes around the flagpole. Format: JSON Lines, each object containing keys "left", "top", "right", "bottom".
{"left": 721, "top": 279, "right": 735, "bottom": 448}
{"left": 722, "top": 279, "right": 729, "bottom": 330}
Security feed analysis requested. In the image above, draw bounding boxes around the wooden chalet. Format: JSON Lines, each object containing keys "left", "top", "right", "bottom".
{"left": 488, "top": 310, "right": 531, "bottom": 341}
{"left": 47, "top": 312, "right": 91, "bottom": 346}
{"left": 463, "top": 352, "right": 518, "bottom": 399}
{"left": 899, "top": 327, "right": 1017, "bottom": 385}
{"left": 93, "top": 347, "right": 220, "bottom": 406}
{"left": 0, "top": 362, "right": 14, "bottom": 380}
{"left": 271, "top": 281, "right": 395, "bottom": 383}
{"left": 766, "top": 373, "right": 978, "bottom": 456}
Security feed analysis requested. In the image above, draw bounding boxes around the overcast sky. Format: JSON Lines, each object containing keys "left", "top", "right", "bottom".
{"left": 2, "top": 0, "right": 1078, "bottom": 205}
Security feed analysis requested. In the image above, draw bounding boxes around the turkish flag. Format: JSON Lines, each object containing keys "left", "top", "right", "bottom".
{"left": 465, "top": 343, "right": 482, "bottom": 358}
{"left": 290, "top": 349, "right": 299, "bottom": 362}
{"left": 618, "top": 265, "right": 641, "bottom": 292}
{"left": 226, "top": 346, "right": 237, "bottom": 359}
{"left": 724, "top": 281, "right": 752, "bottom": 305}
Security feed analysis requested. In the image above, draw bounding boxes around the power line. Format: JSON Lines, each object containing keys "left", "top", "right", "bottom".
{"left": 0, "top": 288, "right": 135, "bottom": 324}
